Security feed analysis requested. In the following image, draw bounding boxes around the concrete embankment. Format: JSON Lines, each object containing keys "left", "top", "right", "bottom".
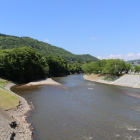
{"left": 84, "top": 74, "right": 140, "bottom": 88}
{"left": 111, "top": 75, "right": 140, "bottom": 88}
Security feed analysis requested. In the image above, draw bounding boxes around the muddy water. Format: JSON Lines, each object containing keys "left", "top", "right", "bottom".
{"left": 11, "top": 75, "right": 140, "bottom": 140}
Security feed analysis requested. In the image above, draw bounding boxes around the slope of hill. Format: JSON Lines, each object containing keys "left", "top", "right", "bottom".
{"left": 0, "top": 33, "right": 98, "bottom": 62}
{"left": 126, "top": 59, "right": 140, "bottom": 65}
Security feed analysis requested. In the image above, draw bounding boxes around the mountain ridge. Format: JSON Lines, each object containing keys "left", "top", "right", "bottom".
{"left": 0, "top": 33, "right": 98, "bottom": 62}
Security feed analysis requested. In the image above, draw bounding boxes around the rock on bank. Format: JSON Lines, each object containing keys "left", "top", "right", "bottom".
{"left": 0, "top": 108, "right": 15, "bottom": 140}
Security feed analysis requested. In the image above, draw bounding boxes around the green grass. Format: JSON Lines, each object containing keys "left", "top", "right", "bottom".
{"left": 0, "top": 86, "right": 6, "bottom": 90}
{"left": 0, "top": 89, "right": 19, "bottom": 110}
{"left": 102, "top": 76, "right": 120, "bottom": 82}
{"left": 0, "top": 79, "right": 11, "bottom": 89}
{"left": 0, "top": 78, "right": 19, "bottom": 110}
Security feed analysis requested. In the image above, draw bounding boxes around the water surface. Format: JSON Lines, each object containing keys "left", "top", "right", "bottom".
{"left": 11, "top": 75, "right": 140, "bottom": 140}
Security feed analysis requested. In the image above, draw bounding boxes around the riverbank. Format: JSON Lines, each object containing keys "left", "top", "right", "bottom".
{"left": 0, "top": 78, "right": 61, "bottom": 140}
{"left": 12, "top": 74, "right": 140, "bottom": 140}
{"left": 2, "top": 83, "right": 32, "bottom": 140}
{"left": 22, "top": 78, "right": 61, "bottom": 87}
{"left": 84, "top": 74, "right": 140, "bottom": 88}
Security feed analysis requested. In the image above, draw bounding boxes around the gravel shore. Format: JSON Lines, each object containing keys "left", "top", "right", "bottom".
{"left": 22, "top": 78, "right": 61, "bottom": 86}
{"left": 1, "top": 83, "right": 33, "bottom": 140}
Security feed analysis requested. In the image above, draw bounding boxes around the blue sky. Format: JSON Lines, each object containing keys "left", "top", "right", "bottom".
{"left": 1, "top": 0, "right": 140, "bottom": 60}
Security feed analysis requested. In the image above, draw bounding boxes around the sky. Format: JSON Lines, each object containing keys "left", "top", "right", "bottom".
{"left": 1, "top": 0, "right": 140, "bottom": 60}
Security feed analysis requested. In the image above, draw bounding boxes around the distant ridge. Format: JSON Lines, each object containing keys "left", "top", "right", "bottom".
{"left": 0, "top": 33, "right": 99, "bottom": 62}
{"left": 126, "top": 59, "right": 140, "bottom": 65}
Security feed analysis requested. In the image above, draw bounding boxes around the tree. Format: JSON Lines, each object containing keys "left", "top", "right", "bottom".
{"left": 67, "top": 62, "right": 82, "bottom": 74}
{"left": 82, "top": 62, "right": 99, "bottom": 74}
{"left": 0, "top": 47, "right": 49, "bottom": 82}
{"left": 133, "top": 65, "right": 140, "bottom": 73}
{"left": 124, "top": 63, "right": 132, "bottom": 73}
{"left": 102, "top": 59, "right": 126, "bottom": 75}
{"left": 45, "top": 56, "right": 68, "bottom": 76}
{"left": 96, "top": 59, "right": 107, "bottom": 73}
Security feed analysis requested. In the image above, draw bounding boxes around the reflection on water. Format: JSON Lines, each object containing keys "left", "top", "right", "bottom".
{"left": 11, "top": 75, "right": 140, "bottom": 140}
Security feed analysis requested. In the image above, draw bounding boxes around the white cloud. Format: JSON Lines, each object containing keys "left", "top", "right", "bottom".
{"left": 109, "top": 54, "right": 114, "bottom": 58}
{"left": 45, "top": 38, "right": 49, "bottom": 42}
{"left": 126, "top": 53, "right": 134, "bottom": 57}
{"left": 108, "top": 54, "right": 123, "bottom": 59}
{"left": 97, "top": 56, "right": 102, "bottom": 59}
{"left": 99, "top": 53, "right": 140, "bottom": 61}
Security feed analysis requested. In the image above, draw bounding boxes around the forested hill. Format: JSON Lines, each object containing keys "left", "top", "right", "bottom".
{"left": 0, "top": 33, "right": 98, "bottom": 62}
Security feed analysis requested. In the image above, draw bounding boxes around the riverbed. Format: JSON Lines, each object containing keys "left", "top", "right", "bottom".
{"left": 11, "top": 75, "right": 140, "bottom": 140}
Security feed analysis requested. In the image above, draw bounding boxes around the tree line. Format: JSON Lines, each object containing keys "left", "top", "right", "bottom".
{"left": 83, "top": 59, "right": 140, "bottom": 75}
{"left": 1, "top": 46, "right": 139, "bottom": 83}
{"left": 0, "top": 47, "right": 83, "bottom": 82}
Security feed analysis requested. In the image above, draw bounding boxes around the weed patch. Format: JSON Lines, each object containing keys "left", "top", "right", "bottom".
{"left": 102, "top": 76, "right": 120, "bottom": 82}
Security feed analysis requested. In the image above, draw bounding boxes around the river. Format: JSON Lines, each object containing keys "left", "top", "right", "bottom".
{"left": 11, "top": 74, "right": 140, "bottom": 140}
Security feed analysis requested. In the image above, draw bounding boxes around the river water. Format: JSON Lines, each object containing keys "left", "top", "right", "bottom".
{"left": 11, "top": 75, "right": 140, "bottom": 140}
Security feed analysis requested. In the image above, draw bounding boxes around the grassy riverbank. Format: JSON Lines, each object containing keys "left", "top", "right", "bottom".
{"left": 0, "top": 77, "right": 61, "bottom": 110}
{"left": 0, "top": 78, "right": 19, "bottom": 110}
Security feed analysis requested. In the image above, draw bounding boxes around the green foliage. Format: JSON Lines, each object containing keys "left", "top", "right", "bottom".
{"left": 96, "top": 59, "right": 107, "bottom": 73}
{"left": 83, "top": 59, "right": 132, "bottom": 75}
{"left": 0, "top": 47, "right": 86, "bottom": 82}
{"left": 0, "top": 47, "right": 49, "bottom": 82}
{"left": 102, "top": 76, "right": 120, "bottom": 81}
{"left": 0, "top": 79, "right": 11, "bottom": 90}
{"left": 133, "top": 65, "right": 140, "bottom": 73}
{"left": 0, "top": 80, "right": 10, "bottom": 85}
{"left": 102, "top": 59, "right": 126, "bottom": 75}
{"left": 124, "top": 63, "right": 132, "bottom": 73}
{"left": 74, "top": 54, "right": 99, "bottom": 62}
{"left": 0, "top": 33, "right": 99, "bottom": 62}
{"left": 82, "top": 62, "right": 99, "bottom": 74}
{"left": 67, "top": 62, "right": 83, "bottom": 74}
{"left": 45, "top": 56, "right": 68, "bottom": 76}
